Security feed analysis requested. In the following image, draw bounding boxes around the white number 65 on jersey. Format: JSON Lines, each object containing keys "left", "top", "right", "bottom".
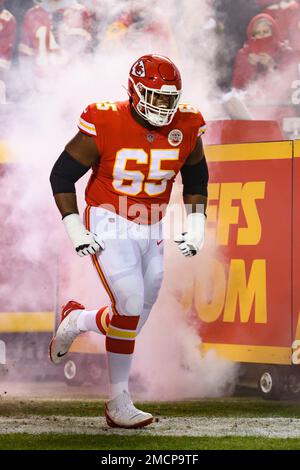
{"left": 113, "top": 148, "right": 180, "bottom": 197}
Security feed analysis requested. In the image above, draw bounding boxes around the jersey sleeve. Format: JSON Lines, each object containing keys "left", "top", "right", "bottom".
{"left": 78, "top": 105, "right": 97, "bottom": 136}
{"left": 179, "top": 103, "right": 206, "bottom": 153}
{"left": 189, "top": 110, "right": 206, "bottom": 154}
{"left": 196, "top": 111, "right": 206, "bottom": 137}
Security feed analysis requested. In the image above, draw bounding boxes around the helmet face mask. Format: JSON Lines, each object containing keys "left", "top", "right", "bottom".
{"left": 128, "top": 55, "right": 182, "bottom": 127}
{"left": 131, "top": 79, "right": 181, "bottom": 126}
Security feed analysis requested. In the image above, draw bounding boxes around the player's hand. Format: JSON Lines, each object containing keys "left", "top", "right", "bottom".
{"left": 174, "top": 213, "right": 206, "bottom": 257}
{"left": 63, "top": 213, "right": 105, "bottom": 257}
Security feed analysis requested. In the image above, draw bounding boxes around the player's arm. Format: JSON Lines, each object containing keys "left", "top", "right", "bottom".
{"left": 51, "top": 131, "right": 99, "bottom": 216}
{"left": 175, "top": 137, "right": 209, "bottom": 257}
{"left": 50, "top": 132, "right": 105, "bottom": 256}
{"left": 181, "top": 136, "right": 208, "bottom": 214}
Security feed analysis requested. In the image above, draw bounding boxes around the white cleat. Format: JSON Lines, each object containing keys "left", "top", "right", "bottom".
{"left": 105, "top": 391, "right": 153, "bottom": 429}
{"left": 49, "top": 300, "right": 85, "bottom": 364}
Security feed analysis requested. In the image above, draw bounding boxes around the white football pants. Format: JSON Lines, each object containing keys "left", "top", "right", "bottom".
{"left": 85, "top": 206, "right": 164, "bottom": 334}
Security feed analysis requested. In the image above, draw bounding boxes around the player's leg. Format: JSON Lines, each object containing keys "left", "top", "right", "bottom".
{"left": 49, "top": 207, "right": 123, "bottom": 363}
{"left": 94, "top": 237, "right": 153, "bottom": 427}
{"left": 76, "top": 306, "right": 110, "bottom": 335}
{"left": 49, "top": 301, "right": 110, "bottom": 364}
{"left": 49, "top": 207, "right": 144, "bottom": 363}
{"left": 88, "top": 207, "right": 153, "bottom": 428}
{"left": 95, "top": 241, "right": 143, "bottom": 396}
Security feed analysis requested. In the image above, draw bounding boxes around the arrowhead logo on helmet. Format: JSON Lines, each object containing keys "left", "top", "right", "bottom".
{"left": 131, "top": 60, "right": 146, "bottom": 78}
{"left": 128, "top": 54, "right": 182, "bottom": 127}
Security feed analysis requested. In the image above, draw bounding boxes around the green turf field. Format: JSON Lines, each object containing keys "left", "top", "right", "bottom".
{"left": 1, "top": 397, "right": 300, "bottom": 418}
{"left": 0, "top": 398, "right": 300, "bottom": 450}
{"left": 1, "top": 434, "right": 300, "bottom": 450}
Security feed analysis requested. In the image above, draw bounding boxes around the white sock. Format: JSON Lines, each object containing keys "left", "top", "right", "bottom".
{"left": 107, "top": 351, "right": 133, "bottom": 400}
{"left": 77, "top": 309, "right": 100, "bottom": 334}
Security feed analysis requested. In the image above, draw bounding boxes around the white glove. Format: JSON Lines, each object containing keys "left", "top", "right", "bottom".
{"left": 174, "top": 212, "right": 206, "bottom": 257}
{"left": 63, "top": 213, "right": 105, "bottom": 257}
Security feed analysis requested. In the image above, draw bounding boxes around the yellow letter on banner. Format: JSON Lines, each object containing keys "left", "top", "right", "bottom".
{"left": 238, "top": 182, "right": 265, "bottom": 245}
{"left": 223, "top": 259, "right": 267, "bottom": 324}
{"left": 195, "top": 258, "right": 226, "bottom": 323}
{"left": 217, "top": 183, "right": 242, "bottom": 245}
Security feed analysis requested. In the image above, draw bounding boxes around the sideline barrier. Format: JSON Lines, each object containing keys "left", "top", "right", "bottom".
{"left": 193, "top": 140, "right": 296, "bottom": 365}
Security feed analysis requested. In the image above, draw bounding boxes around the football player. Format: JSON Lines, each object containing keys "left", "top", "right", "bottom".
{"left": 49, "top": 54, "right": 209, "bottom": 429}
{"left": 19, "top": 0, "right": 92, "bottom": 71}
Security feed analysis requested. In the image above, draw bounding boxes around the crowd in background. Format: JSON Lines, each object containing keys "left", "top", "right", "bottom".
{"left": 1, "top": 0, "right": 300, "bottom": 131}
{"left": 0, "top": 0, "right": 177, "bottom": 101}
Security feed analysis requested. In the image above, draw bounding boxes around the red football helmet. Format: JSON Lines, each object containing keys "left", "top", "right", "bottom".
{"left": 128, "top": 54, "right": 182, "bottom": 127}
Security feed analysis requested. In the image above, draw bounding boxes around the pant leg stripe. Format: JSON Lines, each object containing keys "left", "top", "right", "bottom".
{"left": 85, "top": 206, "right": 119, "bottom": 316}
{"left": 95, "top": 307, "right": 110, "bottom": 335}
{"left": 107, "top": 326, "right": 137, "bottom": 340}
{"left": 110, "top": 314, "right": 139, "bottom": 330}
{"left": 106, "top": 337, "right": 135, "bottom": 354}
{"left": 101, "top": 307, "right": 110, "bottom": 333}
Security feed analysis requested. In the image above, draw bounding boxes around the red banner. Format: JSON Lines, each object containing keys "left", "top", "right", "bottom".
{"left": 197, "top": 141, "right": 294, "bottom": 364}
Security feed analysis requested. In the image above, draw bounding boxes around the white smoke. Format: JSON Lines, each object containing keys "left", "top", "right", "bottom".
{"left": 1, "top": 0, "right": 238, "bottom": 399}
{"left": 133, "top": 237, "right": 239, "bottom": 401}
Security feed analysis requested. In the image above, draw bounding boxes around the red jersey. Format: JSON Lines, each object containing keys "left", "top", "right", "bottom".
{"left": 78, "top": 101, "right": 206, "bottom": 224}
{"left": 0, "top": 9, "right": 16, "bottom": 77}
{"left": 19, "top": 4, "right": 91, "bottom": 60}
{"left": 19, "top": 5, "right": 57, "bottom": 58}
